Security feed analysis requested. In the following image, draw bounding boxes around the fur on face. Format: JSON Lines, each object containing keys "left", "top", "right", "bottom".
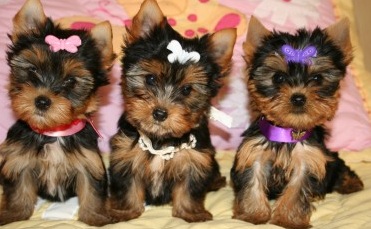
{"left": 0, "top": 0, "right": 115, "bottom": 226}
{"left": 231, "top": 16, "right": 363, "bottom": 229}
{"left": 109, "top": 0, "right": 236, "bottom": 223}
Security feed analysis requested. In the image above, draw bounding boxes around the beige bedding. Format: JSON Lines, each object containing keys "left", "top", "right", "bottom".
{"left": 1, "top": 149, "right": 370, "bottom": 229}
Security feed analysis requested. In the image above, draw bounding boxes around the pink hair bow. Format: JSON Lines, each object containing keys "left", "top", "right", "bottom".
{"left": 45, "top": 35, "right": 82, "bottom": 53}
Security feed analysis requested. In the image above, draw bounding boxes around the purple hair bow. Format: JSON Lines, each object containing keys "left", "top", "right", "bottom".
{"left": 281, "top": 44, "right": 317, "bottom": 65}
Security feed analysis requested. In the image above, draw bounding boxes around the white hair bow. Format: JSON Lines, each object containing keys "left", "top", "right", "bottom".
{"left": 167, "top": 40, "right": 200, "bottom": 64}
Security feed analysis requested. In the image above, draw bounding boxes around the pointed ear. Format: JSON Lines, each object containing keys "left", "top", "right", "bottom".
{"left": 12, "top": 0, "right": 47, "bottom": 42}
{"left": 325, "top": 17, "right": 353, "bottom": 65}
{"left": 90, "top": 21, "right": 116, "bottom": 69}
{"left": 209, "top": 28, "right": 237, "bottom": 75}
{"left": 243, "top": 16, "right": 271, "bottom": 65}
{"left": 128, "top": 0, "right": 165, "bottom": 41}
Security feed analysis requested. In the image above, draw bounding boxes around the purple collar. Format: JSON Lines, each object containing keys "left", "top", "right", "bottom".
{"left": 258, "top": 117, "right": 312, "bottom": 143}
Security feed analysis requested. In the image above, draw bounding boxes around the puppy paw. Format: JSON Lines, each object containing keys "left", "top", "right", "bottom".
{"left": 233, "top": 210, "right": 271, "bottom": 225}
{"left": 269, "top": 218, "right": 311, "bottom": 229}
{"left": 335, "top": 173, "right": 364, "bottom": 194}
{"left": 173, "top": 209, "right": 212, "bottom": 222}
{"left": 0, "top": 210, "right": 32, "bottom": 226}
{"left": 78, "top": 208, "right": 116, "bottom": 226}
{"left": 270, "top": 209, "right": 311, "bottom": 229}
{"left": 109, "top": 207, "right": 144, "bottom": 222}
{"left": 208, "top": 175, "right": 227, "bottom": 191}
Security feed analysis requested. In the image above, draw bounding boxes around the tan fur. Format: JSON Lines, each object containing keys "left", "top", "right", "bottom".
{"left": 11, "top": 86, "right": 73, "bottom": 129}
{"left": 128, "top": 0, "right": 165, "bottom": 42}
{"left": 233, "top": 138, "right": 272, "bottom": 224}
{"left": 243, "top": 16, "right": 271, "bottom": 66}
{"left": 324, "top": 18, "right": 353, "bottom": 65}
{"left": 11, "top": 0, "right": 47, "bottom": 42}
{"left": 172, "top": 180, "right": 212, "bottom": 222}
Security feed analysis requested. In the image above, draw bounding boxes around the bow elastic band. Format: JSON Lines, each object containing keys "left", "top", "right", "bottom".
{"left": 167, "top": 40, "right": 200, "bottom": 64}
{"left": 45, "top": 35, "right": 82, "bottom": 53}
{"left": 281, "top": 44, "right": 317, "bottom": 65}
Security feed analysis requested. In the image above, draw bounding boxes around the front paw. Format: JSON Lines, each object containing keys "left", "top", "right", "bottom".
{"left": 232, "top": 196, "right": 271, "bottom": 225}
{"left": 0, "top": 210, "right": 32, "bottom": 226}
{"left": 173, "top": 209, "right": 212, "bottom": 222}
{"left": 109, "top": 207, "right": 144, "bottom": 222}
{"left": 78, "top": 208, "right": 116, "bottom": 226}
{"left": 208, "top": 175, "right": 227, "bottom": 191}
{"left": 233, "top": 208, "right": 271, "bottom": 225}
{"left": 269, "top": 217, "right": 311, "bottom": 229}
{"left": 270, "top": 208, "right": 310, "bottom": 229}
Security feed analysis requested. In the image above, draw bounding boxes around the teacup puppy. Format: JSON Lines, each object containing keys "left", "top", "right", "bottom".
{"left": 0, "top": 0, "right": 116, "bottom": 226}
{"left": 108, "top": 0, "right": 236, "bottom": 223}
{"left": 231, "top": 16, "right": 363, "bottom": 229}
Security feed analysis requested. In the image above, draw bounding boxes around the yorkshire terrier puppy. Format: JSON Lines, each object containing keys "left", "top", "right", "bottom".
{"left": 108, "top": 0, "right": 236, "bottom": 223}
{"left": 0, "top": 0, "right": 115, "bottom": 226}
{"left": 231, "top": 16, "right": 364, "bottom": 229}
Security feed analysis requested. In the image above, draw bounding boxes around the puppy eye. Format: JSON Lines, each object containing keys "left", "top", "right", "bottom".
{"left": 28, "top": 66, "right": 38, "bottom": 74}
{"left": 181, "top": 85, "right": 192, "bottom": 96}
{"left": 63, "top": 76, "right": 76, "bottom": 87}
{"left": 310, "top": 74, "right": 323, "bottom": 84}
{"left": 145, "top": 74, "right": 156, "bottom": 86}
{"left": 272, "top": 72, "right": 286, "bottom": 85}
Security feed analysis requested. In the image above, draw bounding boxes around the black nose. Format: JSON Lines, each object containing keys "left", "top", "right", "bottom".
{"left": 35, "top": 95, "right": 51, "bottom": 111}
{"left": 152, "top": 108, "right": 168, "bottom": 122}
{"left": 290, "top": 93, "right": 306, "bottom": 107}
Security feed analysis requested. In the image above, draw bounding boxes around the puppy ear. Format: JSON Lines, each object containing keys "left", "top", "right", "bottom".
{"left": 324, "top": 18, "right": 353, "bottom": 65}
{"left": 209, "top": 28, "right": 237, "bottom": 75}
{"left": 129, "top": 0, "right": 165, "bottom": 41}
{"left": 12, "top": 0, "right": 47, "bottom": 42}
{"left": 90, "top": 21, "right": 116, "bottom": 70}
{"left": 243, "top": 16, "right": 271, "bottom": 65}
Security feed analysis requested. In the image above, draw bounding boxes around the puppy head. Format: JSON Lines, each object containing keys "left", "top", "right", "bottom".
{"left": 121, "top": 0, "right": 236, "bottom": 138}
{"left": 243, "top": 16, "right": 352, "bottom": 130}
{"left": 7, "top": 0, "right": 115, "bottom": 130}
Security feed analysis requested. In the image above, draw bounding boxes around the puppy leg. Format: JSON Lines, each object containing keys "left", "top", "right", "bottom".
{"left": 76, "top": 174, "right": 112, "bottom": 226}
{"left": 207, "top": 157, "right": 226, "bottom": 192}
{"left": 269, "top": 182, "right": 312, "bottom": 229}
{"left": 231, "top": 141, "right": 272, "bottom": 224}
{"left": 0, "top": 171, "right": 37, "bottom": 225}
{"left": 326, "top": 152, "right": 363, "bottom": 194}
{"left": 108, "top": 175, "right": 145, "bottom": 222}
{"left": 172, "top": 179, "right": 212, "bottom": 222}
{"left": 75, "top": 157, "right": 112, "bottom": 226}
{"left": 232, "top": 166, "right": 271, "bottom": 224}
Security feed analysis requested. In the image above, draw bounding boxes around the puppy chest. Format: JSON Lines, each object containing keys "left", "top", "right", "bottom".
{"left": 37, "top": 141, "right": 76, "bottom": 200}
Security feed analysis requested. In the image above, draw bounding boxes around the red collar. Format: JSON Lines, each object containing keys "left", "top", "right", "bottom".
{"left": 31, "top": 118, "right": 102, "bottom": 138}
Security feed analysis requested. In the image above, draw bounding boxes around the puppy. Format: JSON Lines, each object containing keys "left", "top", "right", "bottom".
{"left": 108, "top": 0, "right": 236, "bottom": 223}
{"left": 231, "top": 16, "right": 363, "bottom": 229}
{"left": 0, "top": 0, "right": 115, "bottom": 226}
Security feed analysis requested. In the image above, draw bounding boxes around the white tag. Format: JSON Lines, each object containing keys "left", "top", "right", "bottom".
{"left": 209, "top": 106, "right": 233, "bottom": 128}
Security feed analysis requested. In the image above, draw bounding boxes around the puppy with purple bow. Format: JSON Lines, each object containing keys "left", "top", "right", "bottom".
{"left": 231, "top": 16, "right": 363, "bottom": 229}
